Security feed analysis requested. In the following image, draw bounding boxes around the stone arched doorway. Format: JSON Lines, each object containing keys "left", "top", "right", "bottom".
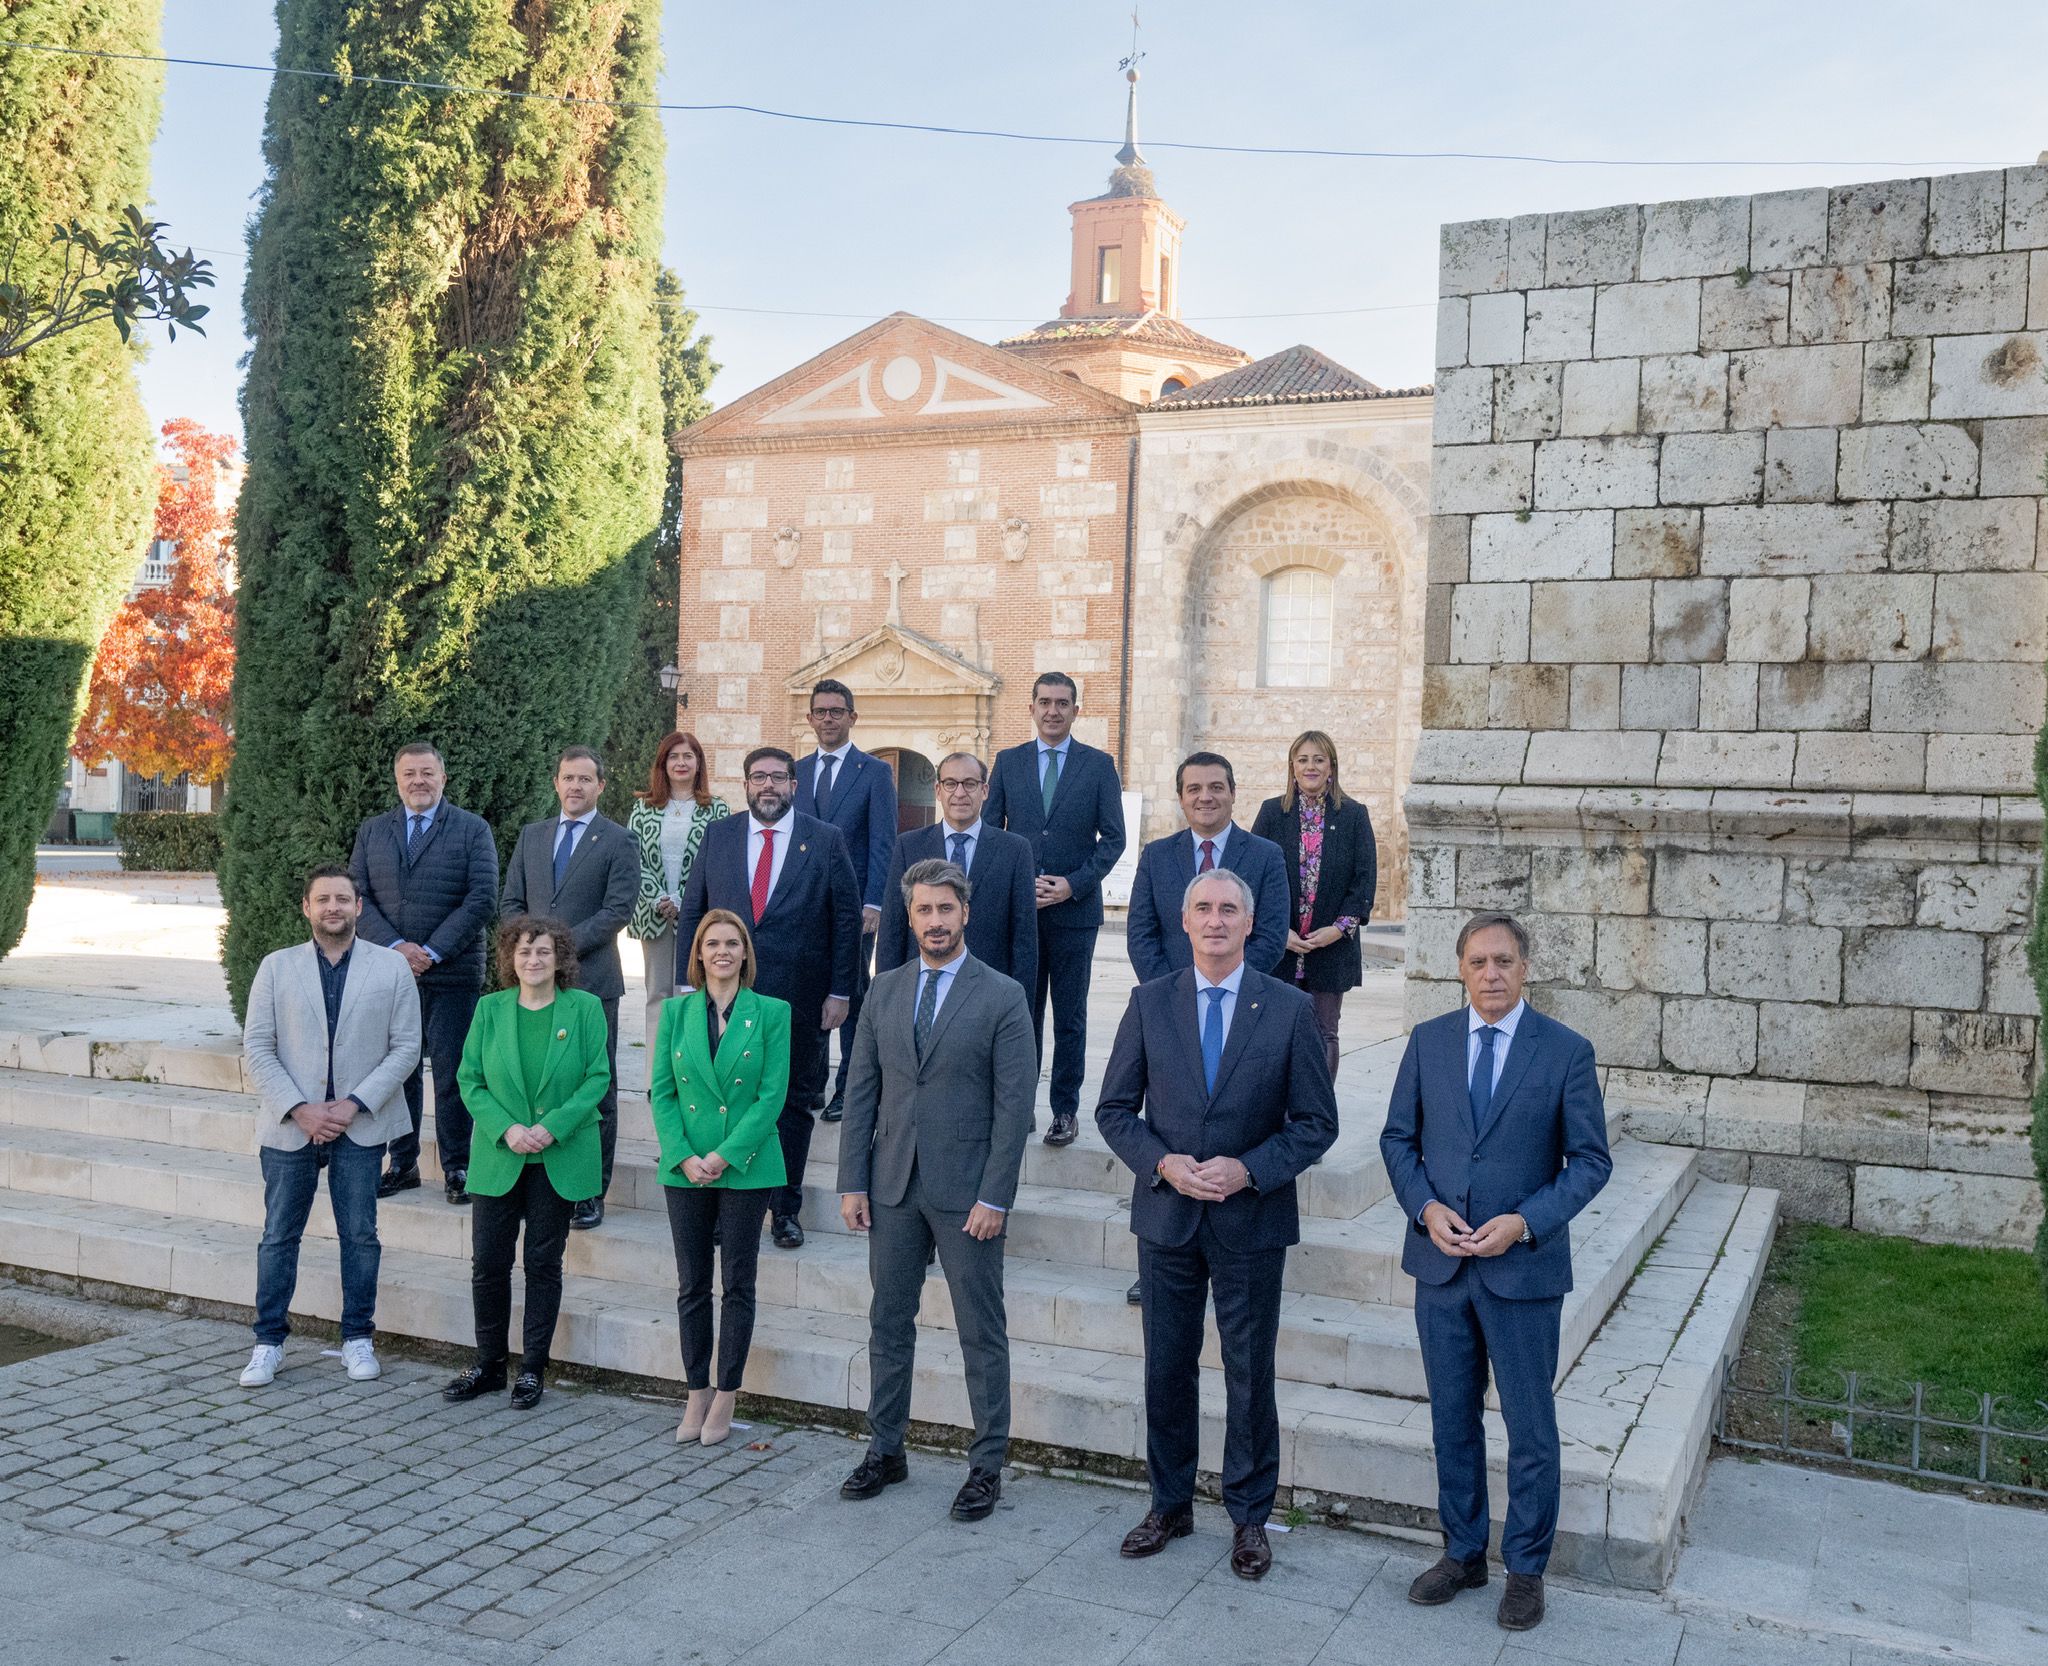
{"left": 873, "top": 749, "right": 937, "bottom": 832}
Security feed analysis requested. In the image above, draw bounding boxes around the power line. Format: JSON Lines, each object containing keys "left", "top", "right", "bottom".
{"left": 0, "top": 38, "right": 2000, "bottom": 172}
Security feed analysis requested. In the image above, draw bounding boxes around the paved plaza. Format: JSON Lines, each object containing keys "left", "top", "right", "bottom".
{"left": 1, "top": 1294, "right": 2040, "bottom": 1666}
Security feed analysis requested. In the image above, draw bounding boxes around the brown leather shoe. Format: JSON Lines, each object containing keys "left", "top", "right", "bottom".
{"left": 1229, "top": 1522, "right": 1272, "bottom": 1581}
{"left": 1118, "top": 1505, "right": 1195, "bottom": 1558}
{"left": 1497, "top": 1571, "right": 1544, "bottom": 1631}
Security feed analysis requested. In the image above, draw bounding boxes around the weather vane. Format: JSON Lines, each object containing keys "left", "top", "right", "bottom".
{"left": 1119, "top": 10, "right": 1144, "bottom": 78}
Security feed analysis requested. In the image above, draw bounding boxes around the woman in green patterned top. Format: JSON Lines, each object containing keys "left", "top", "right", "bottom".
{"left": 627, "top": 731, "right": 729, "bottom": 1059}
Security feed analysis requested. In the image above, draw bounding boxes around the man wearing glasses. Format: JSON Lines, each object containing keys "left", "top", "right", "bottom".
{"left": 875, "top": 753, "right": 1037, "bottom": 993}
{"left": 677, "top": 746, "right": 862, "bottom": 1249}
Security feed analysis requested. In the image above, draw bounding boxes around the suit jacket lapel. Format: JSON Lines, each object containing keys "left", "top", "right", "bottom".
{"left": 1476, "top": 1010, "right": 1539, "bottom": 1145}
{"left": 915, "top": 956, "right": 978, "bottom": 1077}
{"left": 1209, "top": 975, "right": 1266, "bottom": 1102}
{"left": 711, "top": 988, "right": 757, "bottom": 1075}
{"left": 1219, "top": 824, "right": 1254, "bottom": 877}
{"left": 1168, "top": 969, "right": 1206, "bottom": 1099}
{"left": 1044, "top": 743, "right": 1082, "bottom": 820}
{"left": 764, "top": 825, "right": 813, "bottom": 920}
{"left": 502, "top": 995, "right": 531, "bottom": 1105}
{"left": 534, "top": 1005, "right": 572, "bottom": 1104}
{"left": 405, "top": 804, "right": 449, "bottom": 869}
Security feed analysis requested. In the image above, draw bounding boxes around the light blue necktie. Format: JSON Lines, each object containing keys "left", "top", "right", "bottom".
{"left": 1470, "top": 1025, "right": 1500, "bottom": 1137}
{"left": 1201, "top": 986, "right": 1228, "bottom": 1095}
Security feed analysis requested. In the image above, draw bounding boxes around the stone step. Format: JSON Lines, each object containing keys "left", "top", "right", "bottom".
{"left": 0, "top": 1171, "right": 1781, "bottom": 1588}
{"left": 0, "top": 1109, "right": 1695, "bottom": 1399}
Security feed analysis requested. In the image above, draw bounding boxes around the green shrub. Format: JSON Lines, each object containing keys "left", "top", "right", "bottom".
{"left": 114, "top": 811, "right": 222, "bottom": 872}
{"left": 221, "top": 1, "right": 669, "bottom": 1018}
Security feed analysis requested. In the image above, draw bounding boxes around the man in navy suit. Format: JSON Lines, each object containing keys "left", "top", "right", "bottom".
{"left": 1379, "top": 911, "right": 1612, "bottom": 1634}
{"left": 793, "top": 679, "right": 897, "bottom": 1124}
{"left": 348, "top": 742, "right": 498, "bottom": 1204}
{"left": 984, "top": 672, "right": 1126, "bottom": 1146}
{"left": 1126, "top": 752, "right": 1292, "bottom": 986}
{"left": 876, "top": 753, "right": 1036, "bottom": 992}
{"left": 1095, "top": 868, "right": 1337, "bottom": 1583}
{"left": 678, "top": 745, "right": 862, "bottom": 1249}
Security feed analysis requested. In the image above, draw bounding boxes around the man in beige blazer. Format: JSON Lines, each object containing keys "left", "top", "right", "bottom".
{"left": 240, "top": 864, "right": 421, "bottom": 1388}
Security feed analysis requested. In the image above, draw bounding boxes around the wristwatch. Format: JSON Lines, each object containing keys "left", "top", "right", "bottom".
{"left": 1517, "top": 1221, "right": 1534, "bottom": 1246}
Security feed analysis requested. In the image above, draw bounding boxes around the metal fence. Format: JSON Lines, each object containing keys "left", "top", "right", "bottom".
{"left": 1716, "top": 1358, "right": 2048, "bottom": 1500}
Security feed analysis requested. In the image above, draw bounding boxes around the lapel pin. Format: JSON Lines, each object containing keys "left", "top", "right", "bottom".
{"left": 744, "top": 1018, "right": 753, "bottom": 1027}
{"left": 556, "top": 1028, "right": 567, "bottom": 1040}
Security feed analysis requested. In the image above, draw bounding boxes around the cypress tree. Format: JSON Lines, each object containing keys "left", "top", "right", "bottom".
{"left": 223, "top": 1, "right": 668, "bottom": 1013}
{"left": 599, "top": 266, "right": 715, "bottom": 821}
{"left": 0, "top": 1, "right": 162, "bottom": 957}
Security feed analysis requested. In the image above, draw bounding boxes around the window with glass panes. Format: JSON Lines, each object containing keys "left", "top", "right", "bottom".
{"left": 1259, "top": 567, "right": 1334, "bottom": 687}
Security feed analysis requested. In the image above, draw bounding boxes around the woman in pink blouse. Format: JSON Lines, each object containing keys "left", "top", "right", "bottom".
{"left": 1250, "top": 730, "right": 1378, "bottom": 1084}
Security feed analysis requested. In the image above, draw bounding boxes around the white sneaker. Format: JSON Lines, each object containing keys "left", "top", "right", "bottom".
{"left": 341, "top": 1338, "right": 381, "bottom": 1381}
{"left": 239, "top": 1344, "right": 283, "bottom": 1387}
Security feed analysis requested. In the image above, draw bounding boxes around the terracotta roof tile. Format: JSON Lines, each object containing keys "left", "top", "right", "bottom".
{"left": 998, "top": 311, "right": 1249, "bottom": 364}
{"left": 1153, "top": 343, "right": 1430, "bottom": 408}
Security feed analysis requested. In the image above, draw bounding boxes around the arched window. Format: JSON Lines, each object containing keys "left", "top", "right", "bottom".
{"left": 1259, "top": 566, "right": 1334, "bottom": 688}
{"left": 1159, "top": 376, "right": 1188, "bottom": 396}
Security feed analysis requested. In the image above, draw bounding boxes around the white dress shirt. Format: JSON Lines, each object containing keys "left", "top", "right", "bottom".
{"left": 552, "top": 808, "right": 597, "bottom": 869}
{"left": 746, "top": 813, "right": 795, "bottom": 901}
{"left": 809, "top": 743, "right": 853, "bottom": 808}
{"left": 1188, "top": 823, "right": 1232, "bottom": 869}
{"left": 1466, "top": 998, "right": 1527, "bottom": 1096}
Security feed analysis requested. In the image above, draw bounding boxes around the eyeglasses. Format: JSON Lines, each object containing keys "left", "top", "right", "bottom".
{"left": 937, "top": 777, "right": 984, "bottom": 793}
{"left": 745, "top": 771, "right": 793, "bottom": 786}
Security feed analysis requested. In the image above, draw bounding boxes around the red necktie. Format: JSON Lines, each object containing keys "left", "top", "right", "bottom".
{"left": 1198, "top": 839, "right": 1216, "bottom": 874}
{"left": 750, "top": 828, "right": 776, "bottom": 923}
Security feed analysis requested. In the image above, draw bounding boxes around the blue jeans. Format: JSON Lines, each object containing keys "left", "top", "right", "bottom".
{"left": 254, "top": 1138, "right": 383, "bottom": 1345}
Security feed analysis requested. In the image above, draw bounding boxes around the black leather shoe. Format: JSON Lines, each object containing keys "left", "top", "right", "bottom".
{"left": 1497, "top": 1572, "right": 1544, "bottom": 1631}
{"left": 771, "top": 1214, "right": 804, "bottom": 1250}
{"left": 571, "top": 1199, "right": 603, "bottom": 1230}
{"left": 1119, "top": 1506, "right": 1194, "bottom": 1558}
{"left": 951, "top": 1467, "right": 1001, "bottom": 1522}
{"left": 840, "top": 1451, "right": 909, "bottom": 1500}
{"left": 1408, "top": 1552, "right": 1488, "bottom": 1605}
{"left": 1042, "top": 1112, "right": 1078, "bottom": 1147}
{"left": 1230, "top": 1522, "right": 1272, "bottom": 1581}
{"left": 377, "top": 1166, "right": 421, "bottom": 1198}
{"left": 820, "top": 1097, "right": 844, "bottom": 1124}
{"left": 444, "top": 1169, "right": 469, "bottom": 1205}
{"left": 510, "top": 1371, "right": 544, "bottom": 1410}
{"left": 442, "top": 1364, "right": 506, "bottom": 1403}
{"left": 1126, "top": 1280, "right": 1142, "bottom": 1306}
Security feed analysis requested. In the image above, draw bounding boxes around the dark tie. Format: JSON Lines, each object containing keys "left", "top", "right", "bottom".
{"left": 1469, "top": 1025, "right": 1500, "bottom": 1137}
{"left": 814, "top": 754, "right": 836, "bottom": 819}
{"left": 949, "top": 831, "right": 969, "bottom": 870}
{"left": 1201, "top": 986, "right": 1227, "bottom": 1095}
{"left": 405, "top": 813, "right": 425, "bottom": 860}
{"left": 750, "top": 828, "right": 776, "bottom": 923}
{"left": 706, "top": 998, "right": 725, "bottom": 1056}
{"left": 551, "top": 821, "right": 579, "bottom": 889}
{"left": 1039, "top": 748, "right": 1061, "bottom": 813}
{"left": 1197, "top": 838, "right": 1216, "bottom": 874}
{"left": 914, "top": 967, "right": 941, "bottom": 1061}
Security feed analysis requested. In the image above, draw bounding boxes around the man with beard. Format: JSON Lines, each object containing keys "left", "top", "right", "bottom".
{"left": 677, "top": 746, "right": 862, "bottom": 1249}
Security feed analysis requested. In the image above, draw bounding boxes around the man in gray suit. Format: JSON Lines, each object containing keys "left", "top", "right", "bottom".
{"left": 240, "top": 864, "right": 422, "bottom": 1389}
{"left": 836, "top": 858, "right": 1036, "bottom": 1523}
{"left": 501, "top": 745, "right": 637, "bottom": 1227}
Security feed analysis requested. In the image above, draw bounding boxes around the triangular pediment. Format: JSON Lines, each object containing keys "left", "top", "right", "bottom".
{"left": 786, "top": 623, "right": 998, "bottom": 698}
{"left": 677, "top": 313, "right": 1133, "bottom": 449}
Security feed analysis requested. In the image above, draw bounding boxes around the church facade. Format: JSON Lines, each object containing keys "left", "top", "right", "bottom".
{"left": 672, "top": 84, "right": 1433, "bottom": 915}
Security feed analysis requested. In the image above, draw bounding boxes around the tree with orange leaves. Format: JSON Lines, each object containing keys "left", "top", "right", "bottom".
{"left": 73, "top": 418, "right": 237, "bottom": 784}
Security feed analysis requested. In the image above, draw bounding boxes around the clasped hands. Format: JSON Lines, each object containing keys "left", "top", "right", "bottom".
{"left": 502, "top": 1123, "right": 557, "bottom": 1156}
{"left": 679, "top": 1153, "right": 729, "bottom": 1185}
{"left": 289, "top": 1100, "right": 358, "bottom": 1144}
{"left": 1033, "top": 874, "right": 1073, "bottom": 909}
{"left": 1155, "top": 1152, "right": 1251, "bottom": 1202}
{"left": 1284, "top": 926, "right": 1344, "bottom": 956}
{"left": 1421, "top": 1201, "right": 1526, "bottom": 1259}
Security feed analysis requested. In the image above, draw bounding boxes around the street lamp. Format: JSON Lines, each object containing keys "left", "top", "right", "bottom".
{"left": 657, "top": 661, "right": 687, "bottom": 709}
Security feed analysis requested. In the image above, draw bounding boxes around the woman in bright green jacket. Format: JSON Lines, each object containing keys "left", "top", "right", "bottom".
{"left": 650, "top": 908, "right": 790, "bottom": 1446}
{"left": 443, "top": 915, "right": 609, "bottom": 1412}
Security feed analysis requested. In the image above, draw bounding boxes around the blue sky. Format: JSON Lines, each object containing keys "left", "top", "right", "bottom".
{"left": 137, "top": 0, "right": 2048, "bottom": 442}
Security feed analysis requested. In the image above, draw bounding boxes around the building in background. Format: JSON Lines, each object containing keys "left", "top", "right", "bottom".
{"left": 672, "top": 74, "right": 1432, "bottom": 914}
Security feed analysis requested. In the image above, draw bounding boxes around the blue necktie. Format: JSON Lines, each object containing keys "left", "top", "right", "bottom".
{"left": 815, "top": 754, "right": 836, "bottom": 819}
{"left": 949, "top": 831, "right": 969, "bottom": 870}
{"left": 1201, "top": 986, "right": 1228, "bottom": 1095}
{"left": 552, "top": 821, "right": 579, "bottom": 889}
{"left": 405, "top": 813, "right": 424, "bottom": 859}
{"left": 1469, "top": 1025, "right": 1500, "bottom": 1137}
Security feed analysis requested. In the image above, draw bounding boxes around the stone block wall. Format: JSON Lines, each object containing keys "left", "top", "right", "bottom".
{"left": 1412, "top": 169, "right": 2048, "bottom": 1246}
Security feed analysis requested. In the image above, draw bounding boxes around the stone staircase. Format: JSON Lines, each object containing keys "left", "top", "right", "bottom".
{"left": 0, "top": 1029, "right": 1779, "bottom": 1588}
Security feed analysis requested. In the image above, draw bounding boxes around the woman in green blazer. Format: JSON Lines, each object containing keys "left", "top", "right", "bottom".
{"left": 443, "top": 915, "right": 609, "bottom": 1411}
{"left": 649, "top": 908, "right": 790, "bottom": 1446}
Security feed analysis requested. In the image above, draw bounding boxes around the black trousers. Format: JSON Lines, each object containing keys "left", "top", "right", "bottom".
{"left": 664, "top": 1185, "right": 766, "bottom": 1391}
{"left": 770, "top": 1023, "right": 829, "bottom": 1220}
{"left": 597, "top": 995, "right": 620, "bottom": 1195}
{"left": 826, "top": 927, "right": 876, "bottom": 1107}
{"left": 470, "top": 1164, "right": 576, "bottom": 1374}
{"left": 389, "top": 981, "right": 480, "bottom": 1173}
{"left": 1032, "top": 921, "right": 1097, "bottom": 1122}
{"left": 1138, "top": 1215, "right": 1286, "bottom": 1527}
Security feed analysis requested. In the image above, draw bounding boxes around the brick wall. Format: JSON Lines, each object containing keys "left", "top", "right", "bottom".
{"left": 1412, "top": 169, "right": 2048, "bottom": 1245}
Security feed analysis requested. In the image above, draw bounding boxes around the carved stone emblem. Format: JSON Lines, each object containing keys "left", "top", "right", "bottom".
{"left": 874, "top": 643, "right": 906, "bottom": 685}
{"left": 773, "top": 525, "right": 800, "bottom": 567}
{"left": 1001, "top": 516, "right": 1030, "bottom": 562}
